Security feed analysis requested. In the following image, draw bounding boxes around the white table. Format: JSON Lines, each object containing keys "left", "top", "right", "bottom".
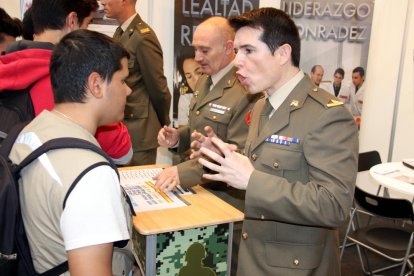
{"left": 370, "top": 162, "right": 414, "bottom": 199}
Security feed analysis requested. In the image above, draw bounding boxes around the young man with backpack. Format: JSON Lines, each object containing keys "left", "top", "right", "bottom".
{"left": 8, "top": 29, "right": 132, "bottom": 275}
{"left": 0, "top": 0, "right": 132, "bottom": 165}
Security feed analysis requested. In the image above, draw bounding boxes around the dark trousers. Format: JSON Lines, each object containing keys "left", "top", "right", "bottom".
{"left": 130, "top": 148, "right": 157, "bottom": 166}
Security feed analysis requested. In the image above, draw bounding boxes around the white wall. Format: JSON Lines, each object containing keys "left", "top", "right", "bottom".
{"left": 0, "top": 1, "right": 21, "bottom": 18}
{"left": 360, "top": 0, "right": 414, "bottom": 162}
{"left": 390, "top": 2, "right": 414, "bottom": 161}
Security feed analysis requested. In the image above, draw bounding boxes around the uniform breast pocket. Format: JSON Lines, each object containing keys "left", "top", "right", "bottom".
{"left": 260, "top": 145, "right": 302, "bottom": 179}
{"left": 205, "top": 112, "right": 232, "bottom": 139}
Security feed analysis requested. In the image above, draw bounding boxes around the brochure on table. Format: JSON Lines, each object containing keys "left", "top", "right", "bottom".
{"left": 120, "top": 167, "right": 193, "bottom": 212}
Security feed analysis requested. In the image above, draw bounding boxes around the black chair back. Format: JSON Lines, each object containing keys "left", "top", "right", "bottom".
{"left": 354, "top": 186, "right": 414, "bottom": 221}
{"left": 358, "top": 150, "right": 382, "bottom": 172}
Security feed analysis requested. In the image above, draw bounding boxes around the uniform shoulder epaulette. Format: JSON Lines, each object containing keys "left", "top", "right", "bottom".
{"left": 139, "top": 27, "right": 150, "bottom": 34}
{"left": 308, "top": 86, "right": 343, "bottom": 108}
{"left": 134, "top": 21, "right": 151, "bottom": 34}
{"left": 326, "top": 99, "right": 344, "bottom": 107}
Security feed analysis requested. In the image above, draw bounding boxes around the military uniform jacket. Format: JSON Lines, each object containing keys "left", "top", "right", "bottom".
{"left": 115, "top": 14, "right": 171, "bottom": 151}
{"left": 177, "top": 68, "right": 260, "bottom": 210}
{"left": 238, "top": 76, "right": 358, "bottom": 275}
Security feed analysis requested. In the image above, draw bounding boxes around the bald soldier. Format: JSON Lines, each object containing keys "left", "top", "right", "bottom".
{"left": 155, "top": 16, "right": 261, "bottom": 276}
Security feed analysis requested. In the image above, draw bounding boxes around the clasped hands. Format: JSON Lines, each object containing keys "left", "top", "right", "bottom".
{"left": 154, "top": 125, "right": 253, "bottom": 191}
{"left": 191, "top": 126, "right": 254, "bottom": 190}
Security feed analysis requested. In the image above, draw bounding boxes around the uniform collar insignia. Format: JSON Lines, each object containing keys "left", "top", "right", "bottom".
{"left": 290, "top": 100, "right": 299, "bottom": 107}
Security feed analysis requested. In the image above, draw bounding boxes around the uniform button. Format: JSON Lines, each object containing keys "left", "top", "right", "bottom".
{"left": 212, "top": 115, "right": 217, "bottom": 120}
{"left": 260, "top": 215, "right": 265, "bottom": 220}
{"left": 273, "top": 162, "right": 279, "bottom": 168}
{"left": 312, "top": 88, "right": 318, "bottom": 92}
{"left": 242, "top": 232, "right": 248, "bottom": 240}
{"left": 251, "top": 154, "right": 257, "bottom": 161}
{"left": 129, "top": 114, "right": 134, "bottom": 118}
{"left": 194, "top": 91, "right": 199, "bottom": 97}
{"left": 196, "top": 111, "right": 200, "bottom": 116}
{"left": 293, "top": 259, "right": 299, "bottom": 266}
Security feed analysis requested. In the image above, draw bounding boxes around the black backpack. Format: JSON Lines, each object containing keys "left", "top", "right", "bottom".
{"left": 0, "top": 85, "right": 35, "bottom": 146}
{"left": 0, "top": 123, "right": 126, "bottom": 275}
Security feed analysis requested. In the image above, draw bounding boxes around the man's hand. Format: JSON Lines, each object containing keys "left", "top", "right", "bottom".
{"left": 157, "top": 126, "right": 179, "bottom": 148}
{"left": 190, "top": 126, "right": 237, "bottom": 159}
{"left": 153, "top": 166, "right": 180, "bottom": 191}
{"left": 198, "top": 137, "right": 254, "bottom": 190}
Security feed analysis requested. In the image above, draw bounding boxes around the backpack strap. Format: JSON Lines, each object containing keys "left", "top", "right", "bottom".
{"left": 0, "top": 121, "right": 30, "bottom": 157}
{"left": 16, "top": 137, "right": 136, "bottom": 216}
{"left": 17, "top": 137, "right": 117, "bottom": 174}
{"left": 39, "top": 260, "right": 68, "bottom": 276}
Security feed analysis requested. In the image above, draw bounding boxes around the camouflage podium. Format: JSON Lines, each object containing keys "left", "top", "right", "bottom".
{"left": 124, "top": 165, "right": 243, "bottom": 276}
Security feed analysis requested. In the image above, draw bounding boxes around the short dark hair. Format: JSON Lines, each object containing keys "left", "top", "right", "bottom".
{"left": 22, "top": 7, "right": 34, "bottom": 40}
{"left": 0, "top": 8, "right": 23, "bottom": 42}
{"left": 334, "top": 68, "right": 345, "bottom": 77}
{"left": 31, "top": 0, "right": 98, "bottom": 34}
{"left": 50, "top": 29, "right": 129, "bottom": 103}
{"left": 229, "top": 7, "right": 301, "bottom": 67}
{"left": 352, "top": 66, "right": 365, "bottom": 77}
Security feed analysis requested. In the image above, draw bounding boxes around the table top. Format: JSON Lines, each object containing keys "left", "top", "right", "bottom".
{"left": 370, "top": 162, "right": 414, "bottom": 196}
{"left": 120, "top": 165, "right": 244, "bottom": 235}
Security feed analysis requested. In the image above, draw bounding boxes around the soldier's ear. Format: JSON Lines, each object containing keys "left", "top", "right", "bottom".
{"left": 277, "top": 43, "right": 292, "bottom": 66}
{"left": 224, "top": 40, "right": 234, "bottom": 55}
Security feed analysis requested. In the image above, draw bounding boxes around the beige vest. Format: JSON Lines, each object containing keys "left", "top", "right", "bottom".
{"left": 9, "top": 111, "right": 124, "bottom": 274}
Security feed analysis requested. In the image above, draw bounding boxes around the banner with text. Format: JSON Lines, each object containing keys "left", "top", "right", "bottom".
{"left": 281, "top": 0, "right": 374, "bottom": 85}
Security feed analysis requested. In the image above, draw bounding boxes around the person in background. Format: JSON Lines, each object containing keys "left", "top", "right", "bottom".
{"left": 310, "top": 64, "right": 324, "bottom": 87}
{"left": 0, "top": 0, "right": 133, "bottom": 166}
{"left": 177, "top": 56, "right": 202, "bottom": 127}
{"left": 0, "top": 8, "right": 23, "bottom": 54}
{"left": 101, "top": 0, "right": 171, "bottom": 165}
{"left": 321, "top": 67, "right": 350, "bottom": 103}
{"left": 9, "top": 29, "right": 132, "bottom": 275}
{"left": 348, "top": 66, "right": 365, "bottom": 117}
{"left": 155, "top": 16, "right": 261, "bottom": 276}
{"left": 194, "top": 8, "right": 358, "bottom": 275}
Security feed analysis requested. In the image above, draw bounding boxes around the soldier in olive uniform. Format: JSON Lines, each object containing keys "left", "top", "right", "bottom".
{"left": 197, "top": 8, "right": 358, "bottom": 275}
{"left": 101, "top": 0, "right": 171, "bottom": 165}
{"left": 155, "top": 16, "right": 260, "bottom": 210}
{"left": 155, "top": 17, "right": 260, "bottom": 276}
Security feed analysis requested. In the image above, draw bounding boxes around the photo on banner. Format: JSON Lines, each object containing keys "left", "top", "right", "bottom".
{"left": 281, "top": 0, "right": 374, "bottom": 100}
{"left": 172, "top": 0, "right": 260, "bottom": 127}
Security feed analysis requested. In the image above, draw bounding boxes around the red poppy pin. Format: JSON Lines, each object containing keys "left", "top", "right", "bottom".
{"left": 245, "top": 110, "right": 252, "bottom": 126}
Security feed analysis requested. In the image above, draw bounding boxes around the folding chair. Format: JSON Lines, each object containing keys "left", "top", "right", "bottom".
{"left": 340, "top": 151, "right": 383, "bottom": 255}
{"left": 358, "top": 151, "right": 383, "bottom": 196}
{"left": 341, "top": 186, "right": 414, "bottom": 276}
